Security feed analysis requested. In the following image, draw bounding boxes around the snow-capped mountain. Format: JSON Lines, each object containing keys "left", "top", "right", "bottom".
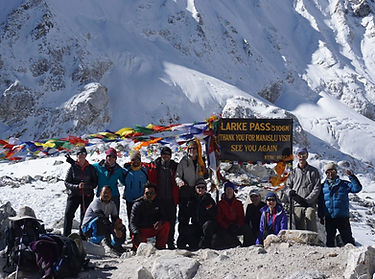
{"left": 1, "top": 0, "right": 375, "bottom": 165}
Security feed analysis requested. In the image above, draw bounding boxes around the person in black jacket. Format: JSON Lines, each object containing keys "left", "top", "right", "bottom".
{"left": 64, "top": 147, "right": 98, "bottom": 237}
{"left": 129, "top": 182, "right": 170, "bottom": 251}
{"left": 177, "top": 178, "right": 218, "bottom": 250}
{"left": 245, "top": 188, "right": 266, "bottom": 240}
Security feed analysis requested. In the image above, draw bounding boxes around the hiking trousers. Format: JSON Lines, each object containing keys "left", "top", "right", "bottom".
{"left": 325, "top": 217, "right": 355, "bottom": 247}
{"left": 64, "top": 194, "right": 93, "bottom": 237}
{"left": 132, "top": 221, "right": 170, "bottom": 250}
{"left": 294, "top": 206, "right": 317, "bottom": 232}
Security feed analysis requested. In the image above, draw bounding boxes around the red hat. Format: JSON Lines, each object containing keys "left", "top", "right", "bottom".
{"left": 105, "top": 148, "right": 117, "bottom": 157}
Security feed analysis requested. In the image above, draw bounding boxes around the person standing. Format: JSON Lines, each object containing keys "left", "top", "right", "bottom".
{"left": 175, "top": 139, "right": 208, "bottom": 229}
{"left": 256, "top": 192, "right": 288, "bottom": 245}
{"left": 318, "top": 162, "right": 362, "bottom": 247}
{"left": 245, "top": 188, "right": 266, "bottom": 240}
{"left": 93, "top": 147, "right": 125, "bottom": 213}
{"left": 146, "top": 146, "right": 178, "bottom": 249}
{"left": 64, "top": 147, "right": 98, "bottom": 237}
{"left": 285, "top": 147, "right": 321, "bottom": 232}
{"left": 129, "top": 182, "right": 170, "bottom": 251}
{"left": 123, "top": 150, "right": 148, "bottom": 225}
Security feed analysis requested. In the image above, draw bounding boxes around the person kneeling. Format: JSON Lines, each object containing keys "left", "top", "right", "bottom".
{"left": 81, "top": 186, "right": 126, "bottom": 253}
{"left": 130, "top": 182, "right": 170, "bottom": 251}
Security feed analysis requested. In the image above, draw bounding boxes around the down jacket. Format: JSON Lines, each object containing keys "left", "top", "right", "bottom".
{"left": 65, "top": 161, "right": 98, "bottom": 197}
{"left": 318, "top": 175, "right": 362, "bottom": 219}
{"left": 217, "top": 197, "right": 244, "bottom": 229}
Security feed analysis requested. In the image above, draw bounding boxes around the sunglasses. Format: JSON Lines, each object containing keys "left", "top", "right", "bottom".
{"left": 266, "top": 198, "right": 276, "bottom": 202}
{"left": 107, "top": 155, "right": 116, "bottom": 159}
{"left": 196, "top": 186, "right": 206, "bottom": 190}
{"left": 325, "top": 169, "right": 336, "bottom": 174}
{"left": 145, "top": 191, "right": 155, "bottom": 196}
{"left": 297, "top": 152, "right": 308, "bottom": 157}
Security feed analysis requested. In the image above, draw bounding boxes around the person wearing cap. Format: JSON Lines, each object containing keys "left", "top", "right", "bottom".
{"left": 245, "top": 188, "right": 266, "bottom": 239}
{"left": 64, "top": 147, "right": 98, "bottom": 237}
{"left": 145, "top": 146, "right": 179, "bottom": 249}
{"left": 123, "top": 150, "right": 148, "bottom": 226}
{"left": 175, "top": 139, "right": 208, "bottom": 230}
{"left": 285, "top": 147, "right": 321, "bottom": 232}
{"left": 93, "top": 147, "right": 126, "bottom": 213}
{"left": 176, "top": 178, "right": 218, "bottom": 250}
{"left": 129, "top": 182, "right": 170, "bottom": 251}
{"left": 81, "top": 186, "right": 126, "bottom": 253}
{"left": 318, "top": 162, "right": 362, "bottom": 247}
{"left": 256, "top": 192, "right": 288, "bottom": 245}
{"left": 212, "top": 182, "right": 254, "bottom": 249}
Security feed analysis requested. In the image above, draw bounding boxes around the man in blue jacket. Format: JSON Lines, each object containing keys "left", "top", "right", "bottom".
{"left": 318, "top": 162, "right": 362, "bottom": 247}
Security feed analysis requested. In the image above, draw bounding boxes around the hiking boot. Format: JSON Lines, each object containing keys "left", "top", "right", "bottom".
{"left": 167, "top": 242, "right": 176, "bottom": 250}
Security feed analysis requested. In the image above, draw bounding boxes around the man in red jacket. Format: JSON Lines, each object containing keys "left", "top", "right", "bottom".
{"left": 213, "top": 182, "right": 254, "bottom": 249}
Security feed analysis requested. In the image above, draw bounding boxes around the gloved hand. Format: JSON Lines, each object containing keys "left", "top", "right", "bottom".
{"left": 292, "top": 194, "right": 309, "bottom": 207}
{"left": 289, "top": 189, "right": 296, "bottom": 198}
{"left": 133, "top": 233, "right": 141, "bottom": 245}
{"left": 65, "top": 154, "right": 75, "bottom": 164}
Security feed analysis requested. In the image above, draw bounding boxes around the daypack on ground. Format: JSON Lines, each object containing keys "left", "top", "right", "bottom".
{"left": 2, "top": 218, "right": 45, "bottom": 274}
{"left": 30, "top": 234, "right": 86, "bottom": 279}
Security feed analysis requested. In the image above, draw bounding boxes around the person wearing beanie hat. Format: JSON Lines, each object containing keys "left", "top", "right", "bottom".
{"left": 143, "top": 145, "right": 178, "bottom": 249}
{"left": 256, "top": 192, "right": 288, "bottom": 245}
{"left": 212, "top": 181, "right": 254, "bottom": 249}
{"left": 92, "top": 148, "right": 126, "bottom": 213}
{"left": 175, "top": 138, "right": 208, "bottom": 245}
{"left": 177, "top": 178, "right": 218, "bottom": 249}
{"left": 64, "top": 145, "right": 98, "bottom": 237}
{"left": 245, "top": 188, "right": 266, "bottom": 238}
{"left": 284, "top": 147, "right": 321, "bottom": 232}
{"left": 318, "top": 163, "right": 362, "bottom": 247}
{"left": 123, "top": 150, "right": 148, "bottom": 227}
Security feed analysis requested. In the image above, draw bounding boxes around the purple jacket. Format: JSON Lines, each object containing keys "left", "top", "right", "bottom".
{"left": 256, "top": 204, "right": 288, "bottom": 244}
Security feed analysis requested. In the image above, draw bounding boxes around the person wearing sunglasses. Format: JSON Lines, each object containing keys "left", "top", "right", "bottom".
{"left": 285, "top": 147, "right": 321, "bottom": 232}
{"left": 256, "top": 192, "right": 288, "bottom": 245}
{"left": 318, "top": 162, "right": 362, "bottom": 247}
{"left": 93, "top": 147, "right": 126, "bottom": 213}
{"left": 129, "top": 182, "right": 170, "bottom": 251}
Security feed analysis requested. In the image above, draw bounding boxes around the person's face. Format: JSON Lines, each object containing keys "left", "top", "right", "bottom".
{"left": 225, "top": 187, "right": 234, "bottom": 199}
{"left": 187, "top": 145, "right": 198, "bottom": 159}
{"left": 250, "top": 194, "right": 261, "bottom": 206}
{"left": 106, "top": 154, "right": 117, "bottom": 165}
{"left": 297, "top": 151, "right": 308, "bottom": 164}
{"left": 266, "top": 196, "right": 276, "bottom": 210}
{"left": 326, "top": 168, "right": 337, "bottom": 180}
{"left": 144, "top": 187, "right": 156, "bottom": 202}
{"left": 77, "top": 153, "right": 86, "bottom": 163}
{"left": 161, "top": 153, "right": 171, "bottom": 163}
{"left": 100, "top": 187, "right": 112, "bottom": 202}
{"left": 195, "top": 184, "right": 206, "bottom": 196}
{"left": 131, "top": 157, "right": 141, "bottom": 167}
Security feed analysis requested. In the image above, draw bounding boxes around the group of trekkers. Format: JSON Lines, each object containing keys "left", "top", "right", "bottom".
{"left": 3, "top": 139, "right": 363, "bottom": 278}
{"left": 62, "top": 140, "right": 363, "bottom": 253}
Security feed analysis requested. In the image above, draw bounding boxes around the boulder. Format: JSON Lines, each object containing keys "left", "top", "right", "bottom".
{"left": 136, "top": 266, "right": 153, "bottom": 279}
{"left": 151, "top": 256, "right": 199, "bottom": 279}
{"left": 344, "top": 246, "right": 375, "bottom": 279}
{"left": 0, "top": 202, "right": 16, "bottom": 250}
{"left": 278, "top": 230, "right": 320, "bottom": 245}
{"left": 136, "top": 242, "right": 156, "bottom": 257}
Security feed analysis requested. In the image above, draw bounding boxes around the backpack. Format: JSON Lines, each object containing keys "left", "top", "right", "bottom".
{"left": 30, "top": 234, "right": 85, "bottom": 279}
{"left": 2, "top": 218, "right": 44, "bottom": 274}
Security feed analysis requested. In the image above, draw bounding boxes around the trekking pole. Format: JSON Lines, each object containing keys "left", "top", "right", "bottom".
{"left": 289, "top": 194, "right": 293, "bottom": 229}
{"left": 15, "top": 223, "right": 25, "bottom": 279}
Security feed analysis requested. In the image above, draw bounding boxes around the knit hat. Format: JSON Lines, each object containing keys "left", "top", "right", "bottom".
{"left": 105, "top": 147, "right": 117, "bottom": 157}
{"left": 223, "top": 181, "right": 236, "bottom": 191}
{"left": 9, "top": 206, "right": 42, "bottom": 222}
{"left": 249, "top": 188, "right": 261, "bottom": 197}
{"left": 130, "top": 150, "right": 141, "bottom": 161}
{"left": 195, "top": 178, "right": 207, "bottom": 187}
{"left": 76, "top": 147, "right": 87, "bottom": 155}
{"left": 296, "top": 147, "right": 308, "bottom": 154}
{"left": 265, "top": 192, "right": 277, "bottom": 200}
{"left": 160, "top": 146, "right": 172, "bottom": 156}
{"left": 324, "top": 162, "right": 337, "bottom": 172}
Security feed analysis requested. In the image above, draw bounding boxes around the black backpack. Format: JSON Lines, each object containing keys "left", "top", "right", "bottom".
{"left": 31, "top": 234, "right": 85, "bottom": 279}
{"left": 2, "top": 218, "right": 45, "bottom": 274}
